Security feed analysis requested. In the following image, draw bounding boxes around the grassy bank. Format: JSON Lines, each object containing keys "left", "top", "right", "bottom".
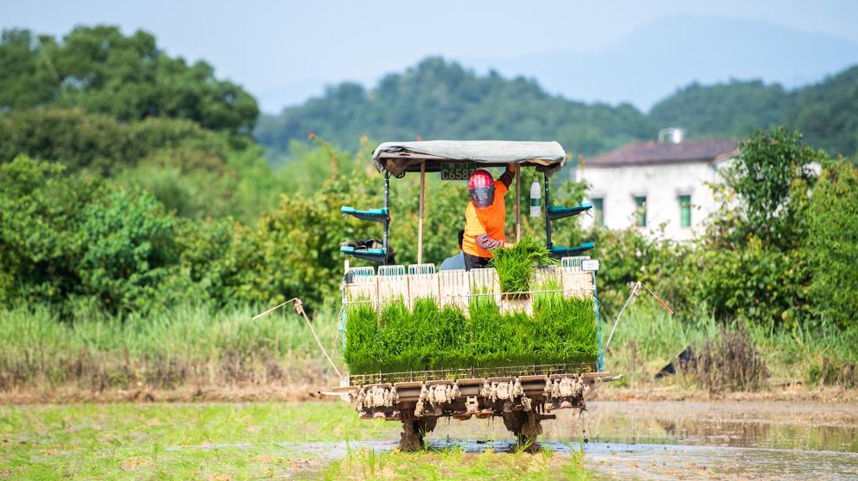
{"left": 0, "top": 304, "right": 342, "bottom": 395}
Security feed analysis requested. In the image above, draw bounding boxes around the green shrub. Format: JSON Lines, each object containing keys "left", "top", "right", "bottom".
{"left": 803, "top": 160, "right": 858, "bottom": 329}
{"left": 0, "top": 155, "right": 189, "bottom": 316}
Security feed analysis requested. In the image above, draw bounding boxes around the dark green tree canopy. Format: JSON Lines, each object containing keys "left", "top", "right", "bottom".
{"left": 0, "top": 26, "right": 258, "bottom": 134}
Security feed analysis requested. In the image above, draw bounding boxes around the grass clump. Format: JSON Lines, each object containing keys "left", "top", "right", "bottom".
{"left": 491, "top": 237, "right": 555, "bottom": 296}
{"left": 695, "top": 327, "right": 768, "bottom": 392}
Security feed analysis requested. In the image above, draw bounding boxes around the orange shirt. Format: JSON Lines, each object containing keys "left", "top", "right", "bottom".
{"left": 463, "top": 180, "right": 508, "bottom": 258}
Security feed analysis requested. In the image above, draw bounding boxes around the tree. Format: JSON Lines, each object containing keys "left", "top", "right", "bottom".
{"left": 688, "top": 127, "right": 826, "bottom": 327}
{"left": 722, "top": 127, "right": 818, "bottom": 249}
{"left": 0, "top": 26, "right": 258, "bottom": 134}
{"left": 0, "top": 155, "right": 186, "bottom": 315}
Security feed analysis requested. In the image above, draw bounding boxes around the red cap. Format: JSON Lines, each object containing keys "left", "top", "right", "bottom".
{"left": 468, "top": 169, "right": 493, "bottom": 189}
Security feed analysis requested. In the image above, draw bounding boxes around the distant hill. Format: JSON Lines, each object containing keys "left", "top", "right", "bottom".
{"left": 652, "top": 66, "right": 858, "bottom": 155}
{"left": 255, "top": 58, "right": 858, "bottom": 159}
{"left": 465, "top": 16, "right": 858, "bottom": 110}
{"left": 255, "top": 58, "right": 654, "bottom": 158}
{"left": 790, "top": 66, "right": 858, "bottom": 156}
{"left": 649, "top": 80, "right": 796, "bottom": 139}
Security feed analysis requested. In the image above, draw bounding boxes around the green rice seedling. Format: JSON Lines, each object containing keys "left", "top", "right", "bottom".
{"left": 491, "top": 237, "right": 556, "bottom": 297}
{"left": 344, "top": 301, "right": 380, "bottom": 374}
{"left": 532, "top": 280, "right": 598, "bottom": 365}
{"left": 343, "top": 275, "right": 600, "bottom": 374}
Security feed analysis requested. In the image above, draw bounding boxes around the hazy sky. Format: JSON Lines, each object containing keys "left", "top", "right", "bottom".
{"left": 3, "top": 0, "right": 858, "bottom": 112}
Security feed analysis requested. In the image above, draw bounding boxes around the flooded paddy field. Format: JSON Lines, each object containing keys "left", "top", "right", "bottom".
{"left": 1, "top": 399, "right": 856, "bottom": 479}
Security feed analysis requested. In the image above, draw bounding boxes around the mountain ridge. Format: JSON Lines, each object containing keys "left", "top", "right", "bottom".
{"left": 255, "top": 57, "right": 858, "bottom": 159}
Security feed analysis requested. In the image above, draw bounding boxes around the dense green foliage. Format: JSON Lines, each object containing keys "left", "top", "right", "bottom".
{"left": 0, "top": 107, "right": 228, "bottom": 173}
{"left": 0, "top": 26, "right": 258, "bottom": 134}
{"left": 0, "top": 156, "right": 184, "bottom": 315}
{"left": 257, "top": 57, "right": 858, "bottom": 159}
{"left": 344, "top": 295, "right": 597, "bottom": 374}
{"left": 0, "top": 108, "right": 285, "bottom": 221}
{"left": 803, "top": 160, "right": 858, "bottom": 329}
{"left": 791, "top": 66, "right": 858, "bottom": 157}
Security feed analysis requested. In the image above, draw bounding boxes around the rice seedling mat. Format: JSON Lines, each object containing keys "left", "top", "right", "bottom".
{"left": 342, "top": 260, "right": 598, "bottom": 381}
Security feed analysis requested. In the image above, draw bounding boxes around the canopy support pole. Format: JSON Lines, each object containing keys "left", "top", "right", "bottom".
{"left": 417, "top": 161, "right": 425, "bottom": 264}
{"left": 515, "top": 168, "right": 521, "bottom": 242}
{"left": 383, "top": 171, "right": 390, "bottom": 264}
{"left": 544, "top": 172, "right": 552, "bottom": 249}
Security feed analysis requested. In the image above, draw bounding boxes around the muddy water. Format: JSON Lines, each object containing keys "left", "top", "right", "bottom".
{"left": 171, "top": 400, "right": 858, "bottom": 479}
{"left": 429, "top": 400, "right": 858, "bottom": 480}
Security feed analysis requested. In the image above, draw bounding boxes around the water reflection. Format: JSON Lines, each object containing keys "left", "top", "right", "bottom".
{"left": 578, "top": 401, "right": 858, "bottom": 453}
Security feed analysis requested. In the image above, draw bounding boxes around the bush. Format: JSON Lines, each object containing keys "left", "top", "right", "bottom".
{"left": 803, "top": 160, "right": 858, "bottom": 329}
{"left": 589, "top": 227, "right": 694, "bottom": 315}
{"left": 0, "top": 155, "right": 189, "bottom": 315}
{"left": 692, "top": 237, "right": 810, "bottom": 326}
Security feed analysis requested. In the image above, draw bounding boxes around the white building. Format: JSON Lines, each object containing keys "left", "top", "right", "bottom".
{"left": 576, "top": 129, "right": 739, "bottom": 241}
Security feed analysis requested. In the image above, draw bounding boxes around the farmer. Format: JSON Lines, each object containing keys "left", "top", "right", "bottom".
{"left": 462, "top": 164, "right": 518, "bottom": 270}
{"left": 440, "top": 229, "right": 466, "bottom": 270}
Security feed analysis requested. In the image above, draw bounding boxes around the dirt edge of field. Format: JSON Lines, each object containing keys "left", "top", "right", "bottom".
{"left": 0, "top": 383, "right": 334, "bottom": 405}
{"left": 591, "top": 384, "right": 858, "bottom": 403}
{"left": 1, "top": 382, "right": 856, "bottom": 405}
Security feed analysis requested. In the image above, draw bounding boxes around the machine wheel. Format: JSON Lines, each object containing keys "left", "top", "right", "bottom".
{"left": 399, "top": 412, "right": 438, "bottom": 451}
{"left": 502, "top": 410, "right": 542, "bottom": 450}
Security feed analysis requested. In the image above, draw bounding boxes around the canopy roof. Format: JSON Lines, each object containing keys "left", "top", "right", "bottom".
{"left": 372, "top": 140, "right": 567, "bottom": 177}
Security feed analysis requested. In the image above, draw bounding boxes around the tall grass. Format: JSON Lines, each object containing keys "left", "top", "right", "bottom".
{"left": 601, "top": 302, "right": 719, "bottom": 373}
{"left": 600, "top": 297, "right": 858, "bottom": 387}
{"left": 0, "top": 303, "right": 342, "bottom": 391}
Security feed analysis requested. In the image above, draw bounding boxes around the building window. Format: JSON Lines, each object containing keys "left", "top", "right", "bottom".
{"left": 634, "top": 196, "right": 647, "bottom": 227}
{"left": 679, "top": 195, "right": 691, "bottom": 227}
{"left": 591, "top": 198, "right": 604, "bottom": 226}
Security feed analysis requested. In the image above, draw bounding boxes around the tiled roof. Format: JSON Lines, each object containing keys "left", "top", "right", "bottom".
{"left": 585, "top": 139, "right": 739, "bottom": 167}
